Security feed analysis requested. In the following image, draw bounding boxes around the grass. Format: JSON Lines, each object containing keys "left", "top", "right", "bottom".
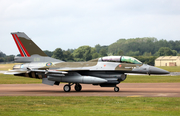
{"left": 156, "top": 66, "right": 180, "bottom": 72}
{"left": 124, "top": 75, "right": 180, "bottom": 83}
{"left": 0, "top": 64, "right": 179, "bottom": 116}
{"left": 0, "top": 96, "right": 179, "bottom": 116}
{"left": 0, "top": 63, "right": 16, "bottom": 70}
{"left": 0, "top": 74, "right": 41, "bottom": 84}
{"left": 0, "top": 74, "right": 180, "bottom": 84}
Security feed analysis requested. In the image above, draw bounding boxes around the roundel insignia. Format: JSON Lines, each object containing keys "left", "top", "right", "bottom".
{"left": 46, "top": 62, "right": 52, "bottom": 66}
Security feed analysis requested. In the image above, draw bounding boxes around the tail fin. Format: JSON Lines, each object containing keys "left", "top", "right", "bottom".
{"left": 11, "top": 32, "right": 47, "bottom": 57}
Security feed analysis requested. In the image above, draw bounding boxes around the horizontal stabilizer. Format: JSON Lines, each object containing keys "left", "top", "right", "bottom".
{"left": 4, "top": 70, "right": 27, "bottom": 75}
{"left": 14, "top": 55, "right": 63, "bottom": 63}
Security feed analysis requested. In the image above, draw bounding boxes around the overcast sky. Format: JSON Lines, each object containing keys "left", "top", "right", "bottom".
{"left": 1, "top": 0, "right": 180, "bottom": 55}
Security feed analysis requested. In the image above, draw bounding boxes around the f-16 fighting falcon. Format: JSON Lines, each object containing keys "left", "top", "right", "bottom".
{"left": 5, "top": 32, "right": 170, "bottom": 92}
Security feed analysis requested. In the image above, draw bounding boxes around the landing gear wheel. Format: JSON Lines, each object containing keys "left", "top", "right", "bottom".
{"left": 63, "top": 84, "right": 71, "bottom": 92}
{"left": 114, "top": 86, "right": 119, "bottom": 92}
{"left": 74, "top": 84, "right": 82, "bottom": 92}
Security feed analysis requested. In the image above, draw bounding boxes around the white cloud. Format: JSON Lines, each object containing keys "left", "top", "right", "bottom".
{"left": 1, "top": 0, "right": 180, "bottom": 55}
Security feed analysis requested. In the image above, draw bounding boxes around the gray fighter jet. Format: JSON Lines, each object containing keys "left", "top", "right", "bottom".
{"left": 5, "top": 32, "right": 170, "bottom": 92}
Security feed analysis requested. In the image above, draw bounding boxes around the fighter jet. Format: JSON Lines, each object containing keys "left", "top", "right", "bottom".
{"left": 5, "top": 32, "right": 170, "bottom": 92}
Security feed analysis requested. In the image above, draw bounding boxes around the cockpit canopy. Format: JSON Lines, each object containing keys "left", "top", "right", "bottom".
{"left": 101, "top": 56, "right": 142, "bottom": 64}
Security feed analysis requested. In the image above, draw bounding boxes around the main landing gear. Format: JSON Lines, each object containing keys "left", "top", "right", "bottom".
{"left": 63, "top": 84, "right": 71, "bottom": 92}
{"left": 63, "top": 83, "right": 82, "bottom": 92}
{"left": 63, "top": 83, "right": 120, "bottom": 92}
{"left": 74, "top": 83, "right": 82, "bottom": 92}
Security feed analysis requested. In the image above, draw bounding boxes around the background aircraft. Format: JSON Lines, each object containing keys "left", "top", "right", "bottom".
{"left": 5, "top": 32, "right": 169, "bottom": 92}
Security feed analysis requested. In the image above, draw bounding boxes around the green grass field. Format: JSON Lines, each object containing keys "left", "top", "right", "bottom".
{"left": 0, "top": 63, "right": 16, "bottom": 70}
{"left": 125, "top": 75, "right": 180, "bottom": 83}
{"left": 157, "top": 66, "right": 180, "bottom": 72}
{"left": 0, "top": 96, "right": 179, "bottom": 116}
{"left": 1, "top": 64, "right": 180, "bottom": 116}
{"left": 0, "top": 74, "right": 41, "bottom": 84}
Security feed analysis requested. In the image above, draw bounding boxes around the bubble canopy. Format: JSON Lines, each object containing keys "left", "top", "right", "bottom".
{"left": 101, "top": 56, "right": 142, "bottom": 64}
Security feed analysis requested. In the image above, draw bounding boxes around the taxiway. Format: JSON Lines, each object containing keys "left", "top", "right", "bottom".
{"left": 0, "top": 83, "right": 180, "bottom": 97}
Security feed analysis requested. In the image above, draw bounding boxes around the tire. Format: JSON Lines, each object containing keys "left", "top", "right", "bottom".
{"left": 114, "top": 86, "right": 119, "bottom": 92}
{"left": 63, "top": 84, "right": 71, "bottom": 92}
{"left": 74, "top": 84, "right": 82, "bottom": 92}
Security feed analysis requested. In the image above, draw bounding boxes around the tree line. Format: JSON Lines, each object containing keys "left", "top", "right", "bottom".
{"left": 108, "top": 37, "right": 179, "bottom": 56}
{"left": 0, "top": 51, "right": 14, "bottom": 62}
{"left": 1, "top": 37, "right": 180, "bottom": 65}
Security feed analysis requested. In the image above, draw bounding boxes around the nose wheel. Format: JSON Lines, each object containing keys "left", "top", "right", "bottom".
{"left": 114, "top": 86, "right": 119, "bottom": 92}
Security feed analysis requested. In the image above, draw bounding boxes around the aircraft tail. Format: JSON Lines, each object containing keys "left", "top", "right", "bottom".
{"left": 11, "top": 32, "right": 47, "bottom": 57}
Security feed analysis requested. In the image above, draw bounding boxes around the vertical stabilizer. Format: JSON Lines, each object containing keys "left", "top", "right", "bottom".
{"left": 11, "top": 32, "right": 47, "bottom": 57}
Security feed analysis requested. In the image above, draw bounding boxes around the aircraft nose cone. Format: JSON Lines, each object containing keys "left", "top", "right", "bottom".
{"left": 149, "top": 66, "right": 170, "bottom": 74}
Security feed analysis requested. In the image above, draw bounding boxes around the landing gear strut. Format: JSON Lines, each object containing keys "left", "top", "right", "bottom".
{"left": 114, "top": 86, "right": 119, "bottom": 92}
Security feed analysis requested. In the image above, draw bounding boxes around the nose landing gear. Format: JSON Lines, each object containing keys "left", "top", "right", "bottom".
{"left": 114, "top": 86, "right": 119, "bottom": 92}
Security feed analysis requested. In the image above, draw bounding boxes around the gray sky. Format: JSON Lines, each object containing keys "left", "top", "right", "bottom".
{"left": 1, "top": 0, "right": 180, "bottom": 55}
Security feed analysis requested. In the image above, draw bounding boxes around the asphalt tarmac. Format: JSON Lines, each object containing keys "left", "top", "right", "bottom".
{"left": 0, "top": 83, "right": 180, "bottom": 97}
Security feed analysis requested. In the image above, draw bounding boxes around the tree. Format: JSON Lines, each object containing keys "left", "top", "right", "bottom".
{"left": 126, "top": 51, "right": 140, "bottom": 56}
{"left": 0, "top": 51, "right": 6, "bottom": 57}
{"left": 4, "top": 55, "right": 14, "bottom": 62}
{"left": 99, "top": 48, "right": 107, "bottom": 56}
{"left": 108, "top": 37, "right": 156, "bottom": 55}
{"left": 52, "top": 48, "right": 63, "bottom": 60}
{"left": 116, "top": 50, "right": 124, "bottom": 56}
{"left": 143, "top": 52, "right": 152, "bottom": 56}
{"left": 73, "top": 46, "right": 97, "bottom": 61}
{"left": 172, "top": 50, "right": 177, "bottom": 56}
{"left": 92, "top": 52, "right": 100, "bottom": 59}
{"left": 62, "top": 50, "right": 74, "bottom": 61}
{"left": 0, "top": 57, "right": 4, "bottom": 62}
{"left": 95, "top": 44, "right": 101, "bottom": 53}
{"left": 157, "top": 47, "right": 175, "bottom": 56}
{"left": 43, "top": 50, "right": 53, "bottom": 57}
{"left": 67, "top": 49, "right": 74, "bottom": 53}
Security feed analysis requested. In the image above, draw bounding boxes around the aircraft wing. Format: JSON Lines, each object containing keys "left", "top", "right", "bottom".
{"left": 5, "top": 69, "right": 68, "bottom": 75}
{"left": 33, "top": 69, "right": 68, "bottom": 74}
